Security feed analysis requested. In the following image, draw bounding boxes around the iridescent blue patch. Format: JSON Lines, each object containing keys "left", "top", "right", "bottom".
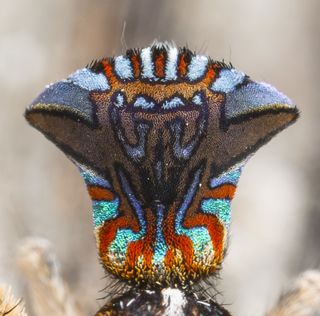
{"left": 134, "top": 97, "right": 155, "bottom": 109}
{"left": 162, "top": 97, "right": 184, "bottom": 109}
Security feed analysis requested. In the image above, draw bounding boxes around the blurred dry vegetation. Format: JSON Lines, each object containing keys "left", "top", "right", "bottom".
{"left": 0, "top": 1, "right": 319, "bottom": 315}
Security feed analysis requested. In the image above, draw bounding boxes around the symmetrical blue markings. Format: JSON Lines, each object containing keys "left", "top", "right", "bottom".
{"left": 162, "top": 97, "right": 185, "bottom": 109}
{"left": 134, "top": 97, "right": 155, "bottom": 109}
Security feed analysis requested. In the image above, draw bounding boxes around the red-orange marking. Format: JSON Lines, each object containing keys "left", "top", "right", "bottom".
{"left": 126, "top": 208, "right": 156, "bottom": 269}
{"left": 88, "top": 186, "right": 115, "bottom": 201}
{"left": 203, "top": 184, "right": 236, "bottom": 200}
{"left": 99, "top": 217, "right": 130, "bottom": 257}
{"left": 98, "top": 205, "right": 140, "bottom": 257}
{"left": 163, "top": 205, "right": 194, "bottom": 269}
{"left": 202, "top": 64, "right": 216, "bottom": 86}
{"left": 102, "top": 60, "right": 118, "bottom": 87}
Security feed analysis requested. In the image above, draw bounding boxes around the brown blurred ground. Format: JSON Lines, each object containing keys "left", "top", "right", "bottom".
{"left": 0, "top": 1, "right": 319, "bottom": 315}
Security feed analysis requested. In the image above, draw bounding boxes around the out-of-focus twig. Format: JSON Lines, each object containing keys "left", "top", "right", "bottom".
{"left": 0, "top": 284, "right": 27, "bottom": 316}
{"left": 266, "top": 270, "right": 320, "bottom": 316}
{"left": 16, "top": 237, "right": 85, "bottom": 316}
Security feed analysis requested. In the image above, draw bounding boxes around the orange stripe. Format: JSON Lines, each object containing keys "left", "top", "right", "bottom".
{"left": 163, "top": 205, "right": 194, "bottom": 269}
{"left": 203, "top": 184, "right": 236, "bottom": 200}
{"left": 126, "top": 208, "right": 156, "bottom": 269}
{"left": 178, "top": 54, "right": 187, "bottom": 77}
{"left": 102, "top": 60, "right": 118, "bottom": 86}
{"left": 88, "top": 186, "right": 115, "bottom": 201}
{"left": 155, "top": 52, "right": 165, "bottom": 78}
{"left": 131, "top": 55, "right": 141, "bottom": 78}
{"left": 202, "top": 64, "right": 216, "bottom": 86}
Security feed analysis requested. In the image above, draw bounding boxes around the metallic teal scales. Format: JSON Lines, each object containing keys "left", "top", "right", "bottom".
{"left": 201, "top": 199, "right": 231, "bottom": 226}
{"left": 92, "top": 200, "right": 119, "bottom": 227}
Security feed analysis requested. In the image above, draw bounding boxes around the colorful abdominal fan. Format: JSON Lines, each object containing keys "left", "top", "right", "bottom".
{"left": 25, "top": 44, "right": 298, "bottom": 288}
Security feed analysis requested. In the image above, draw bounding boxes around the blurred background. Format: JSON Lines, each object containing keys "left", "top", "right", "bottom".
{"left": 0, "top": 0, "right": 319, "bottom": 315}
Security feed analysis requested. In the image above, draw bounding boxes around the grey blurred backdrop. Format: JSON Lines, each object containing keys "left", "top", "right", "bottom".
{"left": 0, "top": 1, "right": 319, "bottom": 315}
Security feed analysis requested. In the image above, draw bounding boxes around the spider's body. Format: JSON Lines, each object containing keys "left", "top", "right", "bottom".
{"left": 26, "top": 43, "right": 298, "bottom": 314}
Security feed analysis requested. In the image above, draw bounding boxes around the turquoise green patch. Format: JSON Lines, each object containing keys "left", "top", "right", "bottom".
{"left": 182, "top": 226, "right": 212, "bottom": 253}
{"left": 109, "top": 229, "right": 144, "bottom": 260}
{"left": 152, "top": 240, "right": 167, "bottom": 265}
{"left": 201, "top": 199, "right": 231, "bottom": 225}
{"left": 92, "top": 198, "right": 119, "bottom": 227}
